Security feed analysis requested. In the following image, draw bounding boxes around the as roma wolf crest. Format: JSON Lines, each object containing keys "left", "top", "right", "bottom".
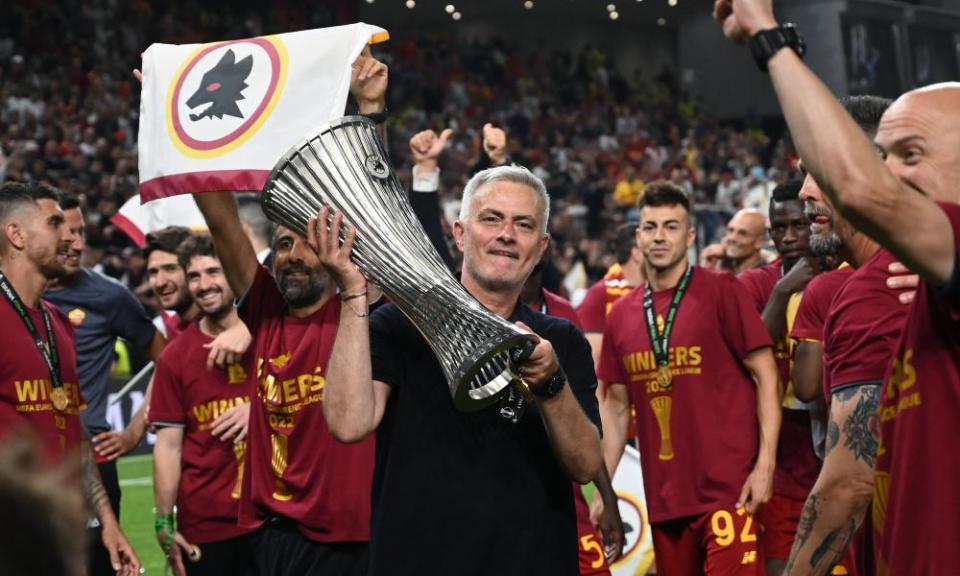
{"left": 187, "top": 49, "right": 253, "bottom": 121}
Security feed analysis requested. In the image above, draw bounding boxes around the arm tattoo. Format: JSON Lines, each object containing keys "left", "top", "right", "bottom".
{"left": 81, "top": 447, "right": 112, "bottom": 518}
{"left": 784, "top": 493, "right": 820, "bottom": 573}
{"left": 841, "top": 385, "right": 880, "bottom": 466}
{"left": 826, "top": 420, "right": 839, "bottom": 454}
{"left": 810, "top": 517, "right": 857, "bottom": 572}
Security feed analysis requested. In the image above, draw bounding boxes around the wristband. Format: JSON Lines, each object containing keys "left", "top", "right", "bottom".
{"left": 340, "top": 291, "right": 367, "bottom": 302}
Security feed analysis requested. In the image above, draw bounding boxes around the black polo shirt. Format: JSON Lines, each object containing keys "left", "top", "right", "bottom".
{"left": 368, "top": 300, "right": 600, "bottom": 576}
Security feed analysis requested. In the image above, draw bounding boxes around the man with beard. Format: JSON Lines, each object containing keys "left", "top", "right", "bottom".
{"left": 780, "top": 96, "right": 912, "bottom": 576}
{"left": 43, "top": 192, "right": 164, "bottom": 576}
{"left": 145, "top": 227, "right": 200, "bottom": 341}
{"left": 736, "top": 180, "right": 833, "bottom": 575}
{"left": 0, "top": 182, "right": 140, "bottom": 575}
{"left": 150, "top": 234, "right": 255, "bottom": 576}
{"left": 599, "top": 181, "right": 780, "bottom": 575}
{"left": 715, "top": 2, "right": 960, "bottom": 571}
{"left": 723, "top": 208, "right": 767, "bottom": 273}
{"left": 188, "top": 48, "right": 388, "bottom": 575}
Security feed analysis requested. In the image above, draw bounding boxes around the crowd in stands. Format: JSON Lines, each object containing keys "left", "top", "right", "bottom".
{"left": 0, "top": 0, "right": 796, "bottom": 311}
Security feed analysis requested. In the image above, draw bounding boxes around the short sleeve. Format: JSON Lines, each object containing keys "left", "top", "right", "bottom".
{"left": 597, "top": 317, "right": 628, "bottom": 385}
{"left": 108, "top": 282, "right": 158, "bottom": 351}
{"left": 370, "top": 304, "right": 404, "bottom": 388}
{"left": 559, "top": 322, "right": 601, "bottom": 433}
{"left": 934, "top": 202, "right": 960, "bottom": 315}
{"left": 149, "top": 351, "right": 186, "bottom": 427}
{"left": 791, "top": 289, "right": 825, "bottom": 342}
{"left": 736, "top": 269, "right": 769, "bottom": 315}
{"left": 577, "top": 282, "right": 607, "bottom": 333}
{"left": 237, "top": 265, "right": 285, "bottom": 335}
{"left": 719, "top": 274, "right": 773, "bottom": 358}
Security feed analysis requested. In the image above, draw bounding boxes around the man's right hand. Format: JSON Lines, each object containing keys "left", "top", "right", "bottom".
{"left": 156, "top": 528, "right": 196, "bottom": 576}
{"left": 482, "top": 123, "right": 508, "bottom": 165}
{"left": 712, "top": 0, "right": 778, "bottom": 42}
{"left": 409, "top": 128, "right": 453, "bottom": 173}
{"left": 775, "top": 257, "right": 817, "bottom": 296}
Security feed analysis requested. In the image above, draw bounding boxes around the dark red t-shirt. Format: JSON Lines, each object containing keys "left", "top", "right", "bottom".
{"left": 238, "top": 266, "right": 374, "bottom": 543}
{"left": 577, "top": 264, "right": 634, "bottom": 333}
{"left": 790, "top": 266, "right": 855, "bottom": 342}
{"left": 542, "top": 289, "right": 611, "bottom": 575}
{"left": 598, "top": 266, "right": 773, "bottom": 523}
{"left": 875, "top": 202, "right": 960, "bottom": 574}
{"left": 737, "top": 259, "right": 821, "bottom": 501}
{"left": 150, "top": 321, "right": 254, "bottom": 544}
{"left": 0, "top": 298, "right": 84, "bottom": 462}
{"left": 161, "top": 311, "right": 190, "bottom": 342}
{"left": 822, "top": 250, "right": 910, "bottom": 405}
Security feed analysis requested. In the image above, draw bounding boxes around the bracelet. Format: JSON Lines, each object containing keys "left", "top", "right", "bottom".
{"left": 340, "top": 291, "right": 367, "bottom": 302}
{"left": 155, "top": 512, "right": 176, "bottom": 551}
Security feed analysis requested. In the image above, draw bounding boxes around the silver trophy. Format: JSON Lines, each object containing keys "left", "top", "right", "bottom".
{"left": 261, "top": 116, "right": 536, "bottom": 417}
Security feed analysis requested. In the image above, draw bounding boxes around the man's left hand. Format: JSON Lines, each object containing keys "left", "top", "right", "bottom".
{"left": 712, "top": 0, "right": 778, "bottom": 42}
{"left": 211, "top": 402, "right": 250, "bottom": 443}
{"left": 92, "top": 427, "right": 141, "bottom": 461}
{"left": 590, "top": 496, "right": 625, "bottom": 562}
{"left": 205, "top": 320, "right": 252, "bottom": 369}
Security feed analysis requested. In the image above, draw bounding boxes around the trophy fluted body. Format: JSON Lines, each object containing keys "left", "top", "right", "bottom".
{"left": 261, "top": 116, "right": 534, "bottom": 413}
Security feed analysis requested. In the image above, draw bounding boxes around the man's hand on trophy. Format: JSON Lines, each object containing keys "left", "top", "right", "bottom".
{"left": 514, "top": 321, "right": 561, "bottom": 392}
{"left": 309, "top": 207, "right": 366, "bottom": 295}
{"left": 351, "top": 46, "right": 388, "bottom": 114}
{"left": 409, "top": 129, "right": 453, "bottom": 173}
{"left": 712, "top": 0, "right": 778, "bottom": 42}
{"left": 482, "top": 123, "right": 508, "bottom": 166}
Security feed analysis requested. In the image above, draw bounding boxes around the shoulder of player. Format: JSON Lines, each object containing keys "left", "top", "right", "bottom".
{"left": 695, "top": 265, "right": 743, "bottom": 293}
{"left": 604, "top": 285, "right": 643, "bottom": 326}
{"left": 41, "top": 300, "right": 74, "bottom": 331}
{"left": 521, "top": 304, "right": 581, "bottom": 342}
{"left": 157, "top": 322, "right": 205, "bottom": 359}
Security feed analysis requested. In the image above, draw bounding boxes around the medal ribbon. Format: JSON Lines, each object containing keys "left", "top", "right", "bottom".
{"left": 0, "top": 271, "right": 62, "bottom": 391}
{"left": 643, "top": 265, "right": 693, "bottom": 369}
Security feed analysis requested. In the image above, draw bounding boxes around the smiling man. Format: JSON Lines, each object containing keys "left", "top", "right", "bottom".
{"left": 723, "top": 208, "right": 768, "bottom": 273}
{"left": 599, "top": 180, "right": 781, "bottom": 575}
{"left": 318, "top": 164, "right": 603, "bottom": 576}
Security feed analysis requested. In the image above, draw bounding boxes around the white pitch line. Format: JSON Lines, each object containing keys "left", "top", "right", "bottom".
{"left": 119, "top": 476, "right": 153, "bottom": 487}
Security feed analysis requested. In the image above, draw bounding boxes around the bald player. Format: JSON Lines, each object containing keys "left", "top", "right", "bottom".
{"left": 716, "top": 2, "right": 960, "bottom": 572}
{"left": 723, "top": 208, "right": 767, "bottom": 273}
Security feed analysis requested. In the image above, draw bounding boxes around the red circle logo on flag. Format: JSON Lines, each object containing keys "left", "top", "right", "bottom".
{"left": 166, "top": 37, "right": 288, "bottom": 159}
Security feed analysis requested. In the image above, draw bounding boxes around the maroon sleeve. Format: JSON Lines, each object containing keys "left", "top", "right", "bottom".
{"left": 577, "top": 281, "right": 607, "bottom": 333}
{"left": 935, "top": 202, "right": 960, "bottom": 316}
{"left": 791, "top": 285, "right": 826, "bottom": 342}
{"left": 736, "top": 268, "right": 769, "bottom": 315}
{"left": 597, "top": 314, "right": 628, "bottom": 385}
{"left": 149, "top": 347, "right": 186, "bottom": 426}
{"left": 719, "top": 273, "right": 774, "bottom": 358}
{"left": 237, "top": 265, "right": 285, "bottom": 335}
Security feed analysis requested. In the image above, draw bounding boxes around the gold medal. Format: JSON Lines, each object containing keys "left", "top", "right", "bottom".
{"left": 50, "top": 386, "right": 68, "bottom": 411}
{"left": 656, "top": 364, "right": 673, "bottom": 389}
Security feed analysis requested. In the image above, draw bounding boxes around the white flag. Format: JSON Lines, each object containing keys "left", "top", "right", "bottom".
{"left": 137, "top": 23, "right": 388, "bottom": 202}
{"left": 610, "top": 446, "right": 656, "bottom": 576}
{"left": 112, "top": 193, "right": 207, "bottom": 247}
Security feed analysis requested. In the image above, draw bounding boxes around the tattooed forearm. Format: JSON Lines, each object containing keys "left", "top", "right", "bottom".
{"left": 784, "top": 493, "right": 821, "bottom": 573}
{"left": 81, "top": 445, "right": 112, "bottom": 519}
{"left": 810, "top": 518, "right": 857, "bottom": 572}
{"left": 826, "top": 420, "right": 839, "bottom": 454}
{"left": 841, "top": 385, "right": 880, "bottom": 466}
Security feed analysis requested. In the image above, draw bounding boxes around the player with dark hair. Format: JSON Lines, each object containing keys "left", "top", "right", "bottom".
{"left": 736, "top": 179, "right": 832, "bottom": 574}
{"left": 43, "top": 190, "right": 165, "bottom": 575}
{"left": 150, "top": 234, "right": 255, "bottom": 576}
{"left": 0, "top": 182, "right": 140, "bottom": 575}
{"left": 716, "top": 3, "right": 960, "bottom": 572}
{"left": 145, "top": 226, "right": 200, "bottom": 341}
{"left": 599, "top": 180, "right": 781, "bottom": 574}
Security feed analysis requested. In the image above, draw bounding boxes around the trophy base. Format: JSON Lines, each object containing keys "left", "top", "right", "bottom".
{"left": 452, "top": 333, "right": 536, "bottom": 412}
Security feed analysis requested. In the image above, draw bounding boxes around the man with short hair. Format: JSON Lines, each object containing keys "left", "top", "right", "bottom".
{"left": 715, "top": 2, "right": 960, "bottom": 571}
{"left": 43, "top": 191, "right": 165, "bottom": 576}
{"left": 145, "top": 227, "right": 200, "bottom": 341}
{"left": 151, "top": 234, "right": 255, "bottom": 576}
{"left": 736, "top": 180, "right": 828, "bottom": 575}
{"left": 723, "top": 208, "right": 767, "bottom": 273}
{"left": 599, "top": 181, "right": 781, "bottom": 575}
{"left": 0, "top": 182, "right": 139, "bottom": 575}
{"left": 318, "top": 164, "right": 603, "bottom": 575}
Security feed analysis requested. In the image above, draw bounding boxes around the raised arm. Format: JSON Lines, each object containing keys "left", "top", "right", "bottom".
{"left": 714, "top": 0, "right": 956, "bottom": 284}
{"left": 409, "top": 128, "right": 456, "bottom": 271}
{"left": 761, "top": 259, "right": 815, "bottom": 341}
{"left": 310, "top": 209, "right": 390, "bottom": 441}
{"left": 783, "top": 384, "right": 879, "bottom": 575}
{"left": 193, "top": 192, "right": 259, "bottom": 298}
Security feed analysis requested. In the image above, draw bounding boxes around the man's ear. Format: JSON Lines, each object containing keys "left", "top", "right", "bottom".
{"left": 452, "top": 220, "right": 466, "bottom": 253}
{"left": 3, "top": 221, "right": 26, "bottom": 251}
